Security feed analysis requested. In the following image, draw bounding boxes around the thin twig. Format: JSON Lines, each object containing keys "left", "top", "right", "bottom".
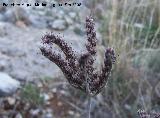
{"left": 64, "top": 100, "right": 84, "bottom": 113}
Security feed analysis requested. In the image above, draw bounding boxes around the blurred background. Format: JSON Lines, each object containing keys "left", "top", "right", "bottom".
{"left": 0, "top": 0, "right": 159, "bottom": 118}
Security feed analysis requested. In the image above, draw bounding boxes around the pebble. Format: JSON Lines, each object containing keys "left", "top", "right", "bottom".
{"left": 68, "top": 110, "right": 74, "bottom": 115}
{"left": 15, "top": 113, "right": 23, "bottom": 118}
{"left": 65, "top": 16, "right": 73, "bottom": 25}
{"left": 69, "top": 12, "right": 77, "bottom": 19}
{"left": 45, "top": 113, "right": 53, "bottom": 118}
{"left": 41, "top": 93, "right": 50, "bottom": 101}
{"left": 0, "top": 14, "right": 5, "bottom": 21}
{"left": 0, "top": 72, "right": 20, "bottom": 97}
{"left": 29, "top": 15, "right": 48, "bottom": 28}
{"left": 51, "top": 19, "right": 67, "bottom": 30}
{"left": 30, "top": 109, "right": 41, "bottom": 116}
{"left": 7, "top": 97, "right": 16, "bottom": 105}
{"left": 0, "top": 22, "right": 7, "bottom": 37}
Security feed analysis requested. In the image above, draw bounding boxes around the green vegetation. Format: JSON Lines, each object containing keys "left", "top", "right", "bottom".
{"left": 20, "top": 83, "right": 44, "bottom": 106}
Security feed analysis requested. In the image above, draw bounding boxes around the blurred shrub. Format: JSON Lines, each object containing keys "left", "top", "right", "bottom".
{"left": 132, "top": 49, "right": 160, "bottom": 73}
{"left": 95, "top": 0, "right": 160, "bottom": 117}
{"left": 147, "top": 50, "right": 160, "bottom": 73}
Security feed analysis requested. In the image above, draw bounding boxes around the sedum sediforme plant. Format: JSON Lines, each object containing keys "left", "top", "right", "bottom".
{"left": 40, "top": 15, "right": 116, "bottom": 97}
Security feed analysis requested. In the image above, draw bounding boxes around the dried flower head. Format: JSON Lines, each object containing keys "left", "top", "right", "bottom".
{"left": 40, "top": 16, "right": 116, "bottom": 96}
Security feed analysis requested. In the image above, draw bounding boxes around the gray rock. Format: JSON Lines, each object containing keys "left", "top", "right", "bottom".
{"left": 3, "top": 9, "right": 16, "bottom": 23}
{"left": 69, "top": 12, "right": 77, "bottom": 19}
{"left": 0, "top": 72, "right": 20, "bottom": 97}
{"left": 0, "top": 60, "right": 8, "bottom": 71}
{"left": 56, "top": 10, "right": 65, "bottom": 19}
{"left": 30, "top": 109, "right": 41, "bottom": 116}
{"left": 0, "top": 5, "right": 6, "bottom": 13}
{"left": 51, "top": 19, "right": 67, "bottom": 30}
{"left": 29, "top": 15, "right": 48, "bottom": 28}
{"left": 7, "top": 97, "right": 16, "bottom": 105}
{"left": 4, "top": 7, "right": 31, "bottom": 24}
{"left": 83, "top": 0, "right": 96, "bottom": 9}
{"left": 10, "top": 69, "right": 29, "bottom": 81}
{"left": 41, "top": 93, "right": 50, "bottom": 101}
{"left": 0, "top": 14, "right": 5, "bottom": 21}
{"left": 45, "top": 113, "right": 53, "bottom": 118}
{"left": 15, "top": 113, "right": 23, "bottom": 118}
{"left": 65, "top": 16, "right": 73, "bottom": 25}
{"left": 73, "top": 24, "right": 85, "bottom": 36}
{"left": 0, "top": 22, "right": 7, "bottom": 37}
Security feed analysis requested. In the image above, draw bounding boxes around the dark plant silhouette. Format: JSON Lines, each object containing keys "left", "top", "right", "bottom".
{"left": 40, "top": 16, "right": 116, "bottom": 96}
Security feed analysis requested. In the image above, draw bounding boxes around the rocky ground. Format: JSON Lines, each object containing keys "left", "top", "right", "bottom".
{"left": 0, "top": 1, "right": 105, "bottom": 117}
{"left": 0, "top": 0, "right": 89, "bottom": 90}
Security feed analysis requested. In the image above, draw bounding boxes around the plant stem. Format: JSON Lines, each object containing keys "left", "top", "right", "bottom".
{"left": 88, "top": 96, "right": 91, "bottom": 118}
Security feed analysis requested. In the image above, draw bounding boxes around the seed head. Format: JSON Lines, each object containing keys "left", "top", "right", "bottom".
{"left": 40, "top": 16, "right": 116, "bottom": 96}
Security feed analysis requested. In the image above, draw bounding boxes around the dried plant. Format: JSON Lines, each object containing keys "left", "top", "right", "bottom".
{"left": 40, "top": 16, "right": 116, "bottom": 97}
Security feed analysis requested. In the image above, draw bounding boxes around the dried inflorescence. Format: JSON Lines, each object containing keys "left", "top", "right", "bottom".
{"left": 40, "top": 16, "right": 116, "bottom": 96}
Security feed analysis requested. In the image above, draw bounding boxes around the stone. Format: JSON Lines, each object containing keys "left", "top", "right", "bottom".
{"left": 3, "top": 9, "right": 17, "bottom": 23}
{"left": 0, "top": 72, "right": 20, "bottom": 97}
{"left": 56, "top": 10, "right": 65, "bottom": 19}
{"left": 16, "top": 20, "right": 27, "bottom": 28}
{"left": 0, "top": 22, "right": 7, "bottom": 37}
{"left": 41, "top": 93, "right": 50, "bottom": 101}
{"left": 10, "top": 69, "right": 29, "bottom": 81}
{"left": 52, "top": 88, "right": 57, "bottom": 93}
{"left": 44, "top": 108, "right": 54, "bottom": 118}
{"left": 45, "top": 113, "right": 53, "bottom": 118}
{"left": 68, "top": 110, "right": 74, "bottom": 115}
{"left": 29, "top": 15, "right": 48, "bottom": 28}
{"left": 4, "top": 7, "right": 30, "bottom": 25}
{"left": 73, "top": 24, "right": 85, "bottom": 36}
{"left": 51, "top": 19, "right": 67, "bottom": 30}
{"left": 30, "top": 109, "right": 41, "bottom": 116}
{"left": 15, "top": 113, "right": 23, "bottom": 118}
{"left": 7, "top": 97, "right": 16, "bottom": 105}
{"left": 65, "top": 16, "right": 73, "bottom": 25}
{"left": 0, "top": 6, "right": 6, "bottom": 12}
{"left": 0, "top": 14, "right": 5, "bottom": 21}
{"left": 69, "top": 12, "right": 76, "bottom": 19}
{"left": 0, "top": 60, "right": 8, "bottom": 71}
